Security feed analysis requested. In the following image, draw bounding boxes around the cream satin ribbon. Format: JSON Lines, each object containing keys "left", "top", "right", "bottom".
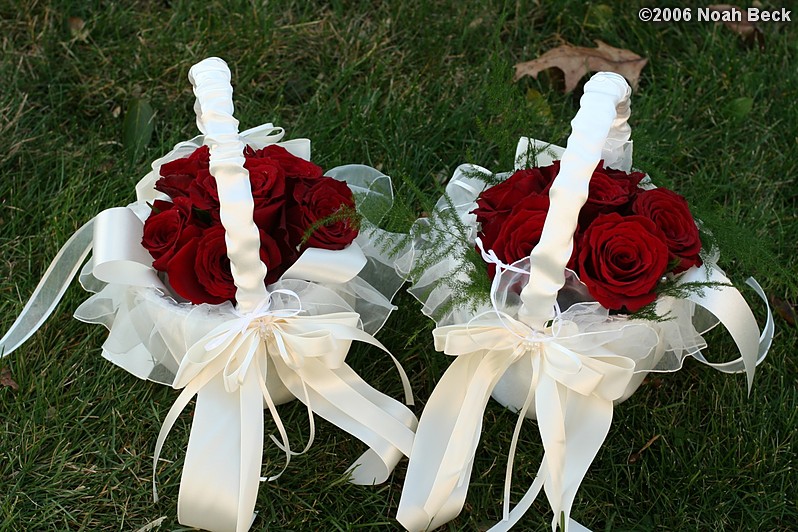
{"left": 87, "top": 204, "right": 414, "bottom": 531}
{"left": 397, "top": 309, "right": 643, "bottom": 532}
{"left": 151, "top": 290, "right": 415, "bottom": 532}
{"left": 398, "top": 248, "right": 772, "bottom": 532}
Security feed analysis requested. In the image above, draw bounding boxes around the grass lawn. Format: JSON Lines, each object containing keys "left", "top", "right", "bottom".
{"left": 1, "top": 1, "right": 796, "bottom": 530}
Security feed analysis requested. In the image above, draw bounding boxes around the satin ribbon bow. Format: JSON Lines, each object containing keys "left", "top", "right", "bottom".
{"left": 154, "top": 291, "right": 416, "bottom": 532}
{"left": 397, "top": 309, "right": 651, "bottom": 532}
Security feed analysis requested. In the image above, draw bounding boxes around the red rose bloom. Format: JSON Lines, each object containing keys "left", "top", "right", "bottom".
{"left": 578, "top": 164, "right": 646, "bottom": 227}
{"left": 472, "top": 167, "right": 556, "bottom": 247}
{"left": 577, "top": 212, "right": 670, "bottom": 312}
{"left": 166, "top": 225, "right": 284, "bottom": 305}
{"left": 187, "top": 167, "right": 219, "bottom": 212}
{"left": 247, "top": 144, "right": 323, "bottom": 179}
{"left": 166, "top": 226, "right": 229, "bottom": 304}
{"left": 486, "top": 195, "right": 550, "bottom": 278}
{"left": 155, "top": 145, "right": 210, "bottom": 199}
{"left": 261, "top": 230, "right": 289, "bottom": 285}
{"left": 632, "top": 188, "right": 702, "bottom": 273}
{"left": 141, "top": 198, "right": 204, "bottom": 271}
{"left": 287, "top": 176, "right": 359, "bottom": 251}
{"left": 191, "top": 225, "right": 237, "bottom": 303}
{"left": 245, "top": 155, "right": 287, "bottom": 229}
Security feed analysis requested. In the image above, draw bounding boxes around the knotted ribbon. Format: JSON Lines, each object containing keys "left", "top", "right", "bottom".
{"left": 398, "top": 238, "right": 772, "bottom": 532}
{"left": 397, "top": 306, "right": 649, "bottom": 532}
{"left": 153, "top": 290, "right": 416, "bottom": 532}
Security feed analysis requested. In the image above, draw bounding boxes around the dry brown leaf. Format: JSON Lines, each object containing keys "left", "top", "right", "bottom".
{"left": 708, "top": 5, "right": 765, "bottom": 48}
{"left": 1, "top": 366, "right": 19, "bottom": 391}
{"left": 68, "top": 16, "right": 89, "bottom": 42}
{"left": 770, "top": 295, "right": 797, "bottom": 327}
{"left": 514, "top": 40, "right": 647, "bottom": 93}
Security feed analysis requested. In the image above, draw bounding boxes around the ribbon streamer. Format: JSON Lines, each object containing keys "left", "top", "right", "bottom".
{"left": 0, "top": 219, "right": 94, "bottom": 359}
{"left": 397, "top": 262, "right": 773, "bottom": 532}
{"left": 154, "top": 300, "right": 417, "bottom": 532}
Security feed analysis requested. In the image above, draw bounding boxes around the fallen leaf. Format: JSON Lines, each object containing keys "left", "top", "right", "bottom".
{"left": 770, "top": 295, "right": 797, "bottom": 327}
{"left": 514, "top": 40, "right": 647, "bottom": 93}
{"left": 67, "top": 16, "right": 89, "bottom": 41}
{"left": 708, "top": 5, "right": 765, "bottom": 48}
{"left": 1, "top": 366, "right": 19, "bottom": 391}
{"left": 726, "top": 96, "right": 754, "bottom": 120}
{"left": 123, "top": 98, "right": 155, "bottom": 162}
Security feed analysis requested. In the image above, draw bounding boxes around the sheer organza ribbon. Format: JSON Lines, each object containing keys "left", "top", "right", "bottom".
{"left": 396, "top": 306, "right": 646, "bottom": 532}
{"left": 397, "top": 257, "right": 773, "bottom": 532}
{"left": 0, "top": 219, "right": 94, "bottom": 360}
{"left": 0, "top": 191, "right": 415, "bottom": 532}
{"left": 150, "top": 290, "right": 416, "bottom": 532}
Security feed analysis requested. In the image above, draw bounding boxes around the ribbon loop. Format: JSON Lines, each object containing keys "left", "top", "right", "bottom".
{"left": 156, "top": 303, "right": 417, "bottom": 532}
{"left": 398, "top": 305, "right": 649, "bottom": 532}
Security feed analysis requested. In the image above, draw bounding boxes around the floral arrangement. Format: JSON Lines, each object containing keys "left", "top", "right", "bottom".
{"left": 0, "top": 58, "right": 417, "bottom": 532}
{"left": 0, "top": 64, "right": 776, "bottom": 532}
{"left": 142, "top": 142, "right": 360, "bottom": 304}
{"left": 394, "top": 72, "right": 773, "bottom": 532}
{"left": 473, "top": 160, "right": 703, "bottom": 312}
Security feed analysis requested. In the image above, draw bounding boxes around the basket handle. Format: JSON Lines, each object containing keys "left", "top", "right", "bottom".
{"left": 518, "top": 72, "right": 632, "bottom": 329}
{"left": 188, "top": 57, "right": 269, "bottom": 312}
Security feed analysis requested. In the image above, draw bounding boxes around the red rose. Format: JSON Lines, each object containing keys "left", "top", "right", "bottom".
{"left": 485, "top": 195, "right": 550, "bottom": 278}
{"left": 286, "top": 176, "right": 359, "bottom": 251}
{"left": 472, "top": 167, "right": 556, "bottom": 246}
{"left": 141, "top": 198, "right": 204, "bottom": 271}
{"left": 187, "top": 167, "right": 219, "bottom": 212}
{"left": 166, "top": 225, "right": 284, "bottom": 305}
{"left": 155, "top": 145, "right": 210, "bottom": 199}
{"left": 632, "top": 188, "right": 702, "bottom": 273}
{"left": 260, "top": 232, "right": 286, "bottom": 285}
{"left": 245, "top": 156, "right": 287, "bottom": 229}
{"left": 579, "top": 164, "right": 646, "bottom": 227}
{"left": 246, "top": 144, "right": 323, "bottom": 179}
{"left": 577, "top": 212, "right": 669, "bottom": 312}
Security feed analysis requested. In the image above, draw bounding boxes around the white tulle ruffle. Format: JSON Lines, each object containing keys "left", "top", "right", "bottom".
{"left": 74, "top": 132, "right": 406, "bottom": 389}
{"left": 397, "top": 140, "right": 766, "bottom": 413}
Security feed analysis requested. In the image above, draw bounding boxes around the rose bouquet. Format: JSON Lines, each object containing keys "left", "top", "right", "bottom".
{"left": 472, "top": 161, "right": 703, "bottom": 313}
{"left": 394, "top": 72, "right": 773, "bottom": 531}
{"left": 0, "top": 58, "right": 417, "bottom": 532}
{"left": 141, "top": 142, "right": 362, "bottom": 304}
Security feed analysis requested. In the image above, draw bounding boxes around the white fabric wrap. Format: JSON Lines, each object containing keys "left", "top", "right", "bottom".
{"left": 396, "top": 72, "right": 773, "bottom": 532}
{"left": 519, "top": 73, "right": 631, "bottom": 330}
{"left": 0, "top": 57, "right": 416, "bottom": 532}
{"left": 189, "top": 57, "right": 269, "bottom": 311}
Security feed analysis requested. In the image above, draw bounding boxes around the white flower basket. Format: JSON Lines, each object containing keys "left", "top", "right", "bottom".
{"left": 395, "top": 72, "right": 773, "bottom": 532}
{"left": 0, "top": 57, "right": 417, "bottom": 532}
